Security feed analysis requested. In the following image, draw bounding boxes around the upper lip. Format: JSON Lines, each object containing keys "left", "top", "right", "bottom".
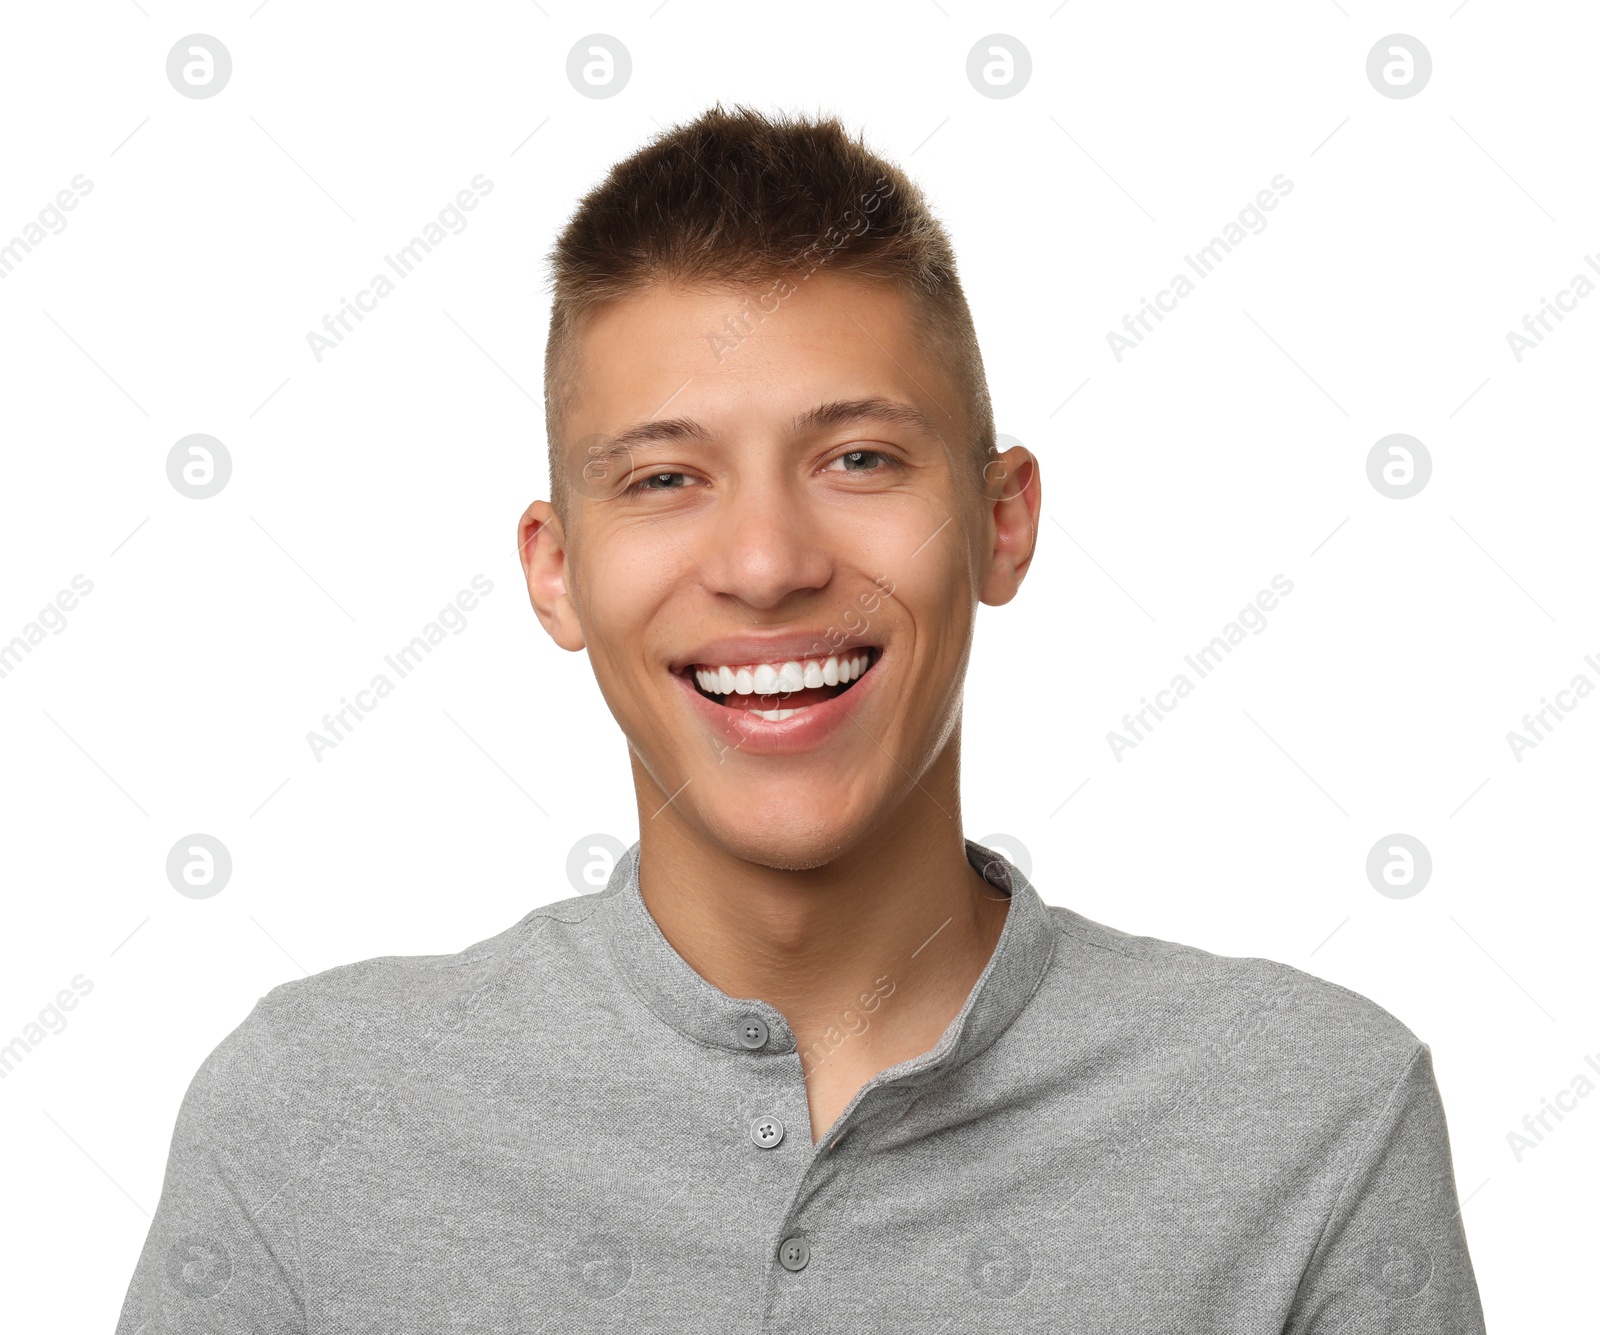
{"left": 671, "top": 632, "right": 881, "bottom": 674}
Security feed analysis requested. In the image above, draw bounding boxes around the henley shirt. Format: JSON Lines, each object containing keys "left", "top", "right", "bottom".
{"left": 116, "top": 837, "right": 1488, "bottom": 1333}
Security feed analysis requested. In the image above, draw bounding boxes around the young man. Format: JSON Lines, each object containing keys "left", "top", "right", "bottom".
{"left": 118, "top": 106, "right": 1487, "bottom": 1332}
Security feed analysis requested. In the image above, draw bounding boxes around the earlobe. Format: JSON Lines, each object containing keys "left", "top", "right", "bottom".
{"left": 518, "top": 500, "right": 586, "bottom": 651}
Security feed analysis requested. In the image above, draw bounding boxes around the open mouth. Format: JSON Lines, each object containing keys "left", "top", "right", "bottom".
{"left": 680, "top": 647, "right": 881, "bottom": 721}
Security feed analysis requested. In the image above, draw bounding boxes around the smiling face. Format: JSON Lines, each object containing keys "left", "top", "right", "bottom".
{"left": 520, "top": 271, "right": 1039, "bottom": 870}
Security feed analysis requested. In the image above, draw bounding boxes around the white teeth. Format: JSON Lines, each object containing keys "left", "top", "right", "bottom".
{"left": 753, "top": 708, "right": 798, "bottom": 721}
{"left": 692, "top": 650, "right": 875, "bottom": 697}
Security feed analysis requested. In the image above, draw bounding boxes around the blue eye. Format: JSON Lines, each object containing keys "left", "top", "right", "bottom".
{"left": 626, "top": 471, "right": 691, "bottom": 494}
{"left": 833, "top": 449, "right": 887, "bottom": 472}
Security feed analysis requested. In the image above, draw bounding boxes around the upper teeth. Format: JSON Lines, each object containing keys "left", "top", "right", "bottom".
{"left": 693, "top": 652, "right": 871, "bottom": 696}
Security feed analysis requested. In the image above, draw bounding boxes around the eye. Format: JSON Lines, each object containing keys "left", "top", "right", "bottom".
{"left": 826, "top": 448, "right": 894, "bottom": 474}
{"left": 624, "top": 470, "right": 697, "bottom": 495}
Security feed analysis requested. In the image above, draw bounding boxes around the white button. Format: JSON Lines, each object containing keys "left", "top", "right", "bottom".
{"left": 750, "top": 1114, "right": 785, "bottom": 1149}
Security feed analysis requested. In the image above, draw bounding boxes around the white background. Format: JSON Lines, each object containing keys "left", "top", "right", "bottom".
{"left": 1, "top": 1, "right": 1595, "bottom": 1328}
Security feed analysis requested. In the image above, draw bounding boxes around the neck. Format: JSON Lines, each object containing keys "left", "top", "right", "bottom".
{"left": 627, "top": 737, "right": 1011, "bottom": 1077}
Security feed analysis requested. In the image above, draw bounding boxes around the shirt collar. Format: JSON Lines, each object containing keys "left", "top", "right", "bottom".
{"left": 597, "top": 838, "right": 1056, "bottom": 1075}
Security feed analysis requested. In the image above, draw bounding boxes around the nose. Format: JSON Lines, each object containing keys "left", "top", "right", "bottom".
{"left": 694, "top": 473, "right": 832, "bottom": 611}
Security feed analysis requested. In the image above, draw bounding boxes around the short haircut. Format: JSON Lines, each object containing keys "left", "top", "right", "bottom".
{"left": 541, "top": 103, "right": 995, "bottom": 516}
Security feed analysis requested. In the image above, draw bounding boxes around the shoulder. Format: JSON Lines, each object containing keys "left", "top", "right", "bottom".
{"left": 192, "top": 890, "right": 608, "bottom": 1129}
{"left": 255, "top": 888, "right": 603, "bottom": 1030}
{"left": 1041, "top": 903, "right": 1424, "bottom": 1099}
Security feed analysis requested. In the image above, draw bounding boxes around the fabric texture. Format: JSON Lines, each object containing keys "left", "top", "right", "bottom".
{"left": 116, "top": 838, "right": 1487, "bottom": 1333}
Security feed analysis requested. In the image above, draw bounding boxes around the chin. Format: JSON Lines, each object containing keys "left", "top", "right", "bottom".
{"left": 697, "top": 808, "right": 866, "bottom": 873}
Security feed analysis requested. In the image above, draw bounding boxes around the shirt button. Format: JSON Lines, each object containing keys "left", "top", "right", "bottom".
{"left": 750, "top": 1114, "right": 785, "bottom": 1149}
{"left": 778, "top": 1237, "right": 810, "bottom": 1272}
{"left": 736, "top": 1015, "right": 769, "bottom": 1049}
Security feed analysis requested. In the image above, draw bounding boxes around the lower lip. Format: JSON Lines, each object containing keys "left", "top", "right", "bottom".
{"left": 672, "top": 653, "right": 885, "bottom": 756}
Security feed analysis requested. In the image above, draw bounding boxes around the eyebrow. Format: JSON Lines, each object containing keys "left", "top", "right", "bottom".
{"left": 583, "top": 396, "right": 942, "bottom": 472}
{"left": 791, "top": 396, "right": 941, "bottom": 440}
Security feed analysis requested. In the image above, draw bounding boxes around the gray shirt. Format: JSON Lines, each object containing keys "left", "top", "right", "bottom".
{"left": 117, "top": 839, "right": 1486, "bottom": 1333}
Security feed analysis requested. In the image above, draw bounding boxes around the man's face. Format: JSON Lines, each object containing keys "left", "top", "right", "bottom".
{"left": 520, "top": 272, "right": 1037, "bottom": 870}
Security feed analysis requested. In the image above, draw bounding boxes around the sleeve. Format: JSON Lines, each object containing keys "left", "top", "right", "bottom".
{"left": 1285, "top": 1041, "right": 1487, "bottom": 1334}
{"left": 114, "top": 996, "right": 306, "bottom": 1334}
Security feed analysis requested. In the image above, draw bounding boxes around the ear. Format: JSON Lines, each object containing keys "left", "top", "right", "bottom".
{"left": 977, "top": 444, "right": 1041, "bottom": 608}
{"left": 518, "top": 500, "right": 586, "bottom": 651}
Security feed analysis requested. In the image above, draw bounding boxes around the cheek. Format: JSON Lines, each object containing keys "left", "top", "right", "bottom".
{"left": 890, "top": 538, "right": 974, "bottom": 629}
{"left": 890, "top": 569, "right": 977, "bottom": 713}
{"left": 573, "top": 531, "right": 688, "bottom": 663}
{"left": 577, "top": 523, "right": 676, "bottom": 608}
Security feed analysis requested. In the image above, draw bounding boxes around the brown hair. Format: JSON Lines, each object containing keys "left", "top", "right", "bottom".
{"left": 541, "top": 103, "right": 995, "bottom": 514}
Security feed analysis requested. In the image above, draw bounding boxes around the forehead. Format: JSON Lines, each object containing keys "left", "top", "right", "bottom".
{"left": 563, "top": 272, "right": 957, "bottom": 438}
